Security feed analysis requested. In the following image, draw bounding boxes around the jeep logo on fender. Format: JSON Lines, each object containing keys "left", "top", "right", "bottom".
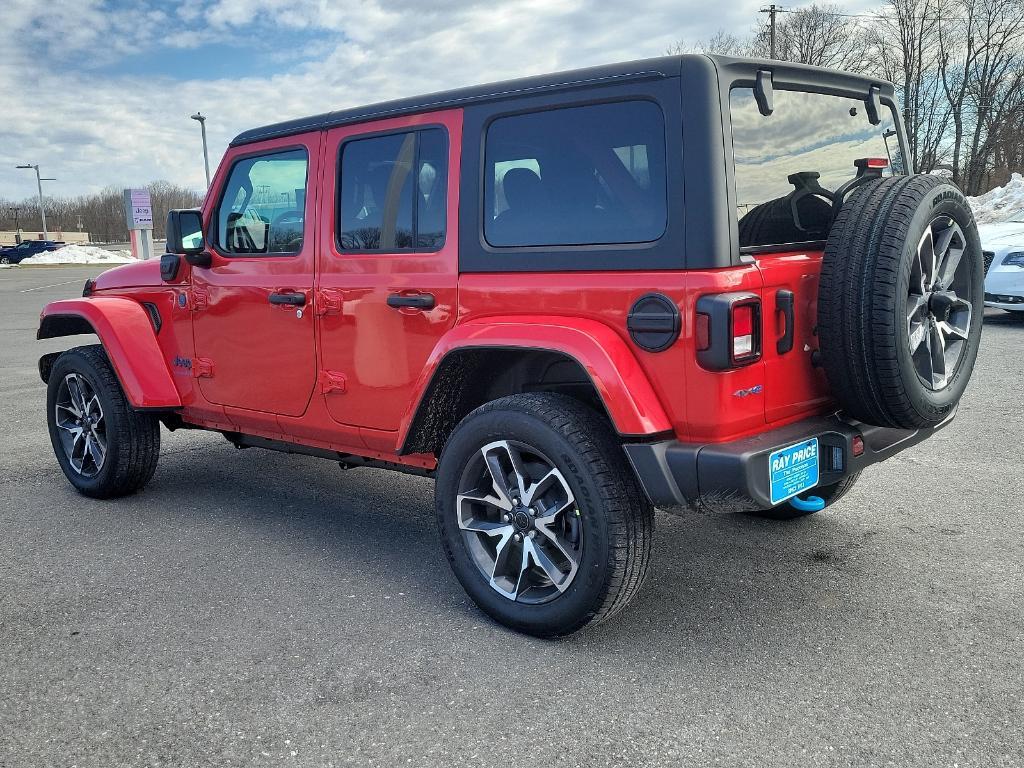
{"left": 173, "top": 356, "right": 192, "bottom": 371}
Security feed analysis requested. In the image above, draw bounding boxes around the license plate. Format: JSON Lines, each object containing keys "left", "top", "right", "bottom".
{"left": 768, "top": 438, "right": 820, "bottom": 506}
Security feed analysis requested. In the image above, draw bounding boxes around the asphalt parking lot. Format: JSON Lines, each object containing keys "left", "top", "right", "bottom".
{"left": 1, "top": 265, "right": 1022, "bottom": 767}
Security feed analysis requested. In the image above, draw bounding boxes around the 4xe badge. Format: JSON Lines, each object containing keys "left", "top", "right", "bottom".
{"left": 173, "top": 356, "right": 192, "bottom": 371}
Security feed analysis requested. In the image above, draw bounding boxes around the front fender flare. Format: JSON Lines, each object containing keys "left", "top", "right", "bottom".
{"left": 38, "top": 298, "right": 181, "bottom": 410}
{"left": 399, "top": 316, "right": 672, "bottom": 446}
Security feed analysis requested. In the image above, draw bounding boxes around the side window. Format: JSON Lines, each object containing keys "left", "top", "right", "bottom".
{"left": 483, "top": 101, "right": 667, "bottom": 248}
{"left": 338, "top": 128, "right": 448, "bottom": 252}
{"left": 217, "top": 149, "right": 308, "bottom": 255}
{"left": 416, "top": 129, "right": 448, "bottom": 250}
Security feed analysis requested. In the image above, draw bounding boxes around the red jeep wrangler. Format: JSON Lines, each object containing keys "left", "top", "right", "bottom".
{"left": 38, "top": 55, "right": 983, "bottom": 637}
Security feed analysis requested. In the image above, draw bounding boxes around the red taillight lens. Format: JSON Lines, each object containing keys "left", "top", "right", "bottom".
{"left": 731, "top": 303, "right": 759, "bottom": 362}
{"left": 694, "top": 292, "right": 762, "bottom": 370}
{"left": 695, "top": 312, "right": 711, "bottom": 351}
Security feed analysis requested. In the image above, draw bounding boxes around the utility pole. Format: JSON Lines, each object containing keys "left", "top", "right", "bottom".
{"left": 15, "top": 164, "right": 56, "bottom": 240}
{"left": 760, "top": 4, "right": 779, "bottom": 60}
{"left": 191, "top": 112, "right": 212, "bottom": 189}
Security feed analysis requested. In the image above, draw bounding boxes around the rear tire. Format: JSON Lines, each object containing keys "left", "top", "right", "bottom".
{"left": 748, "top": 473, "right": 861, "bottom": 521}
{"left": 435, "top": 393, "right": 653, "bottom": 638}
{"left": 46, "top": 345, "right": 160, "bottom": 498}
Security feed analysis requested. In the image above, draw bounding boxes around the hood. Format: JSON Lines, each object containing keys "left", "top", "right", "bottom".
{"left": 978, "top": 220, "right": 1024, "bottom": 248}
{"left": 92, "top": 258, "right": 165, "bottom": 291}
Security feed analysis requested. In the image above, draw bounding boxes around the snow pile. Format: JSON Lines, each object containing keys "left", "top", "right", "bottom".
{"left": 968, "top": 173, "right": 1024, "bottom": 225}
{"left": 19, "top": 245, "right": 135, "bottom": 265}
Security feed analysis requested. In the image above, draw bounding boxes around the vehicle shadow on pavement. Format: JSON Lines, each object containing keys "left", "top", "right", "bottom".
{"left": 144, "top": 434, "right": 887, "bottom": 647}
{"left": 983, "top": 310, "right": 1024, "bottom": 325}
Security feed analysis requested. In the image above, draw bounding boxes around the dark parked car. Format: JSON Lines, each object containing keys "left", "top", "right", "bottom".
{"left": 0, "top": 240, "right": 65, "bottom": 264}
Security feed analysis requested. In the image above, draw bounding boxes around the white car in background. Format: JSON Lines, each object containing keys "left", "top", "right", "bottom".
{"left": 979, "top": 211, "right": 1024, "bottom": 313}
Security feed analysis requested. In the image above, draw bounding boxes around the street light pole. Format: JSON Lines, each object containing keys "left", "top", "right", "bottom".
{"left": 191, "top": 112, "right": 211, "bottom": 189}
{"left": 16, "top": 164, "right": 56, "bottom": 240}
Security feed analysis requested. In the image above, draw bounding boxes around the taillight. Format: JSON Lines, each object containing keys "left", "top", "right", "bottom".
{"left": 695, "top": 312, "right": 711, "bottom": 351}
{"left": 730, "top": 301, "right": 760, "bottom": 364}
{"left": 695, "top": 292, "right": 762, "bottom": 370}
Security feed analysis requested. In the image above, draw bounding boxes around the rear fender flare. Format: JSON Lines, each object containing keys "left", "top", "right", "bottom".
{"left": 398, "top": 316, "right": 672, "bottom": 447}
{"left": 38, "top": 298, "right": 181, "bottom": 409}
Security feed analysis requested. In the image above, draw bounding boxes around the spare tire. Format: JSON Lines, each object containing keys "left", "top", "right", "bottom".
{"left": 817, "top": 175, "right": 983, "bottom": 429}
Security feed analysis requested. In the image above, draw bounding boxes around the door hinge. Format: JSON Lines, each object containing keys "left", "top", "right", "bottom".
{"left": 192, "top": 357, "right": 214, "bottom": 378}
{"left": 191, "top": 287, "right": 209, "bottom": 312}
{"left": 314, "top": 289, "right": 344, "bottom": 317}
{"left": 319, "top": 370, "right": 347, "bottom": 394}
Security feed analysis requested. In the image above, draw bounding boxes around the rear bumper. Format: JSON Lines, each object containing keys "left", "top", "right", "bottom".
{"left": 624, "top": 410, "right": 955, "bottom": 512}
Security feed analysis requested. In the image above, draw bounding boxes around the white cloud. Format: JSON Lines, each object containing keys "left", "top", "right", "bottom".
{"left": 0, "top": 0, "right": 837, "bottom": 199}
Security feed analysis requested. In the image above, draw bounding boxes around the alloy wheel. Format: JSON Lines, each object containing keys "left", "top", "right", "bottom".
{"left": 456, "top": 439, "right": 583, "bottom": 604}
{"left": 906, "top": 216, "right": 973, "bottom": 391}
{"left": 54, "top": 372, "right": 107, "bottom": 477}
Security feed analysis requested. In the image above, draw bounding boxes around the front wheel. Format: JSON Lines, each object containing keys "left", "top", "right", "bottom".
{"left": 435, "top": 393, "right": 653, "bottom": 637}
{"left": 46, "top": 345, "right": 161, "bottom": 498}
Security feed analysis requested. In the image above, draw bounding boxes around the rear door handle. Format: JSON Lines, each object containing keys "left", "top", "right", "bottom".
{"left": 269, "top": 291, "right": 306, "bottom": 306}
{"left": 387, "top": 292, "right": 435, "bottom": 310}
{"left": 776, "top": 289, "right": 795, "bottom": 354}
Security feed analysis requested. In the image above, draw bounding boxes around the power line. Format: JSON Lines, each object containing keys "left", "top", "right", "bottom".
{"left": 772, "top": 5, "right": 977, "bottom": 22}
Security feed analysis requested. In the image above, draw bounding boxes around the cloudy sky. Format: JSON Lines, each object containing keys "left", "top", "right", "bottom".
{"left": 2, "top": 0, "right": 877, "bottom": 199}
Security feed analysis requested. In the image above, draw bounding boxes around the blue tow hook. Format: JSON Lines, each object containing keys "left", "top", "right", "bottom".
{"left": 788, "top": 494, "right": 826, "bottom": 512}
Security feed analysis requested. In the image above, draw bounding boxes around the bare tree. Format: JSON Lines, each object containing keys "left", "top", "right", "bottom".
{"left": 750, "top": 4, "right": 871, "bottom": 70}
{"left": 664, "top": 0, "right": 1023, "bottom": 193}
{"left": 666, "top": 29, "right": 750, "bottom": 56}
{"left": 0, "top": 182, "right": 204, "bottom": 241}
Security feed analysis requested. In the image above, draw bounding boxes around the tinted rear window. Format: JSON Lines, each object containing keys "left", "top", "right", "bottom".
{"left": 730, "top": 88, "right": 900, "bottom": 249}
{"left": 483, "top": 100, "right": 667, "bottom": 248}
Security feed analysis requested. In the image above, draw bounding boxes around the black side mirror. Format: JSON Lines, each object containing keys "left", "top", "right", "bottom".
{"left": 166, "top": 209, "right": 211, "bottom": 267}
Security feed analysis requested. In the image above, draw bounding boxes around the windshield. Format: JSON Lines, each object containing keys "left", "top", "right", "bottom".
{"left": 730, "top": 87, "right": 901, "bottom": 250}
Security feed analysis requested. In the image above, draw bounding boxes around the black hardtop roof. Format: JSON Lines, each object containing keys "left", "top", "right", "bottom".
{"left": 230, "top": 54, "right": 891, "bottom": 147}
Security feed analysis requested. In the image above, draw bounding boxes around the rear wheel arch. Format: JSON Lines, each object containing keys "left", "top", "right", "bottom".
{"left": 400, "top": 347, "right": 615, "bottom": 457}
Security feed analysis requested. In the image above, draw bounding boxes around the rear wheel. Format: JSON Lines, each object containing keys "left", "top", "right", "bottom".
{"left": 46, "top": 345, "right": 160, "bottom": 498}
{"left": 435, "top": 393, "right": 653, "bottom": 637}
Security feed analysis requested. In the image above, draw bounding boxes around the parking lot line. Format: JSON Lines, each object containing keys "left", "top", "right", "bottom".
{"left": 19, "top": 279, "right": 83, "bottom": 293}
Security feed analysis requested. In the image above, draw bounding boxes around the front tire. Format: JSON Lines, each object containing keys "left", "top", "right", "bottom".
{"left": 435, "top": 393, "right": 653, "bottom": 637}
{"left": 46, "top": 345, "right": 160, "bottom": 498}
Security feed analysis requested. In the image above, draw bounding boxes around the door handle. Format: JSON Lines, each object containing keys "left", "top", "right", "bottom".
{"left": 387, "top": 292, "right": 435, "bottom": 310}
{"left": 269, "top": 291, "right": 306, "bottom": 306}
{"left": 776, "top": 289, "right": 795, "bottom": 354}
